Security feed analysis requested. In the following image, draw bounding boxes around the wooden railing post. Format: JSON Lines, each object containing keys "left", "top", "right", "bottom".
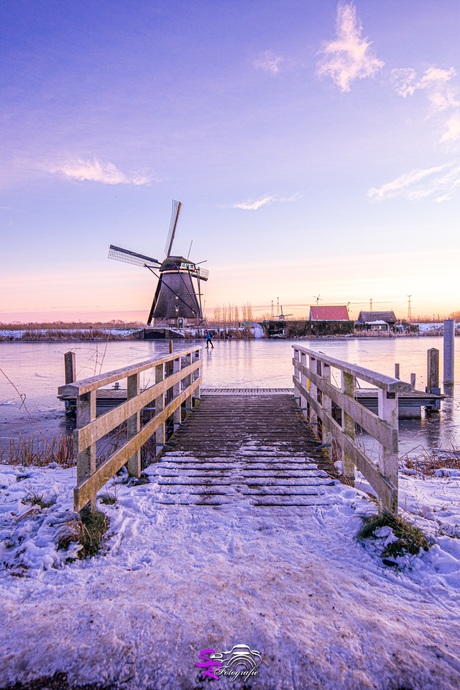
{"left": 172, "top": 356, "right": 181, "bottom": 430}
{"left": 126, "top": 372, "right": 141, "bottom": 477}
{"left": 183, "top": 352, "right": 193, "bottom": 414}
{"left": 75, "top": 390, "right": 96, "bottom": 514}
{"left": 321, "top": 362, "right": 332, "bottom": 453}
{"left": 378, "top": 389, "right": 399, "bottom": 513}
{"left": 299, "top": 350, "right": 308, "bottom": 421}
{"left": 194, "top": 349, "right": 201, "bottom": 403}
{"left": 309, "top": 354, "right": 317, "bottom": 428}
{"left": 155, "top": 363, "right": 165, "bottom": 456}
{"left": 341, "top": 371, "right": 355, "bottom": 482}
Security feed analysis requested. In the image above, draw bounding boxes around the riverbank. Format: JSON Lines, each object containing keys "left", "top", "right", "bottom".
{"left": 1, "top": 319, "right": 456, "bottom": 342}
{"left": 0, "top": 329, "right": 452, "bottom": 342}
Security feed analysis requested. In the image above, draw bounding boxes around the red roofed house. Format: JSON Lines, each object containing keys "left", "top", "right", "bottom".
{"left": 309, "top": 305, "right": 350, "bottom": 321}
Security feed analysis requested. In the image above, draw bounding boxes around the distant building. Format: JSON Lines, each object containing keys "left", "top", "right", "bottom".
{"left": 309, "top": 305, "right": 350, "bottom": 321}
{"left": 355, "top": 311, "right": 397, "bottom": 332}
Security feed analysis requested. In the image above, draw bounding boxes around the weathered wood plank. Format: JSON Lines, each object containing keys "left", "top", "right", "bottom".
{"left": 59, "top": 346, "right": 201, "bottom": 397}
{"left": 75, "top": 389, "right": 97, "bottom": 513}
{"left": 293, "top": 347, "right": 411, "bottom": 392}
{"left": 342, "top": 370, "right": 356, "bottom": 481}
{"left": 126, "top": 372, "right": 141, "bottom": 477}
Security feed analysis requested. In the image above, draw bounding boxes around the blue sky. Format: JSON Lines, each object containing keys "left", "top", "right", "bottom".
{"left": 1, "top": 0, "right": 459, "bottom": 322}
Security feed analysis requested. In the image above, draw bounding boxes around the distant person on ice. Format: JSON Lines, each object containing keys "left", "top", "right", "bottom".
{"left": 205, "top": 331, "right": 214, "bottom": 349}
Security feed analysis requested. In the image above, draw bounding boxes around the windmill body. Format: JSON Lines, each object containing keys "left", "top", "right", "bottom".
{"left": 148, "top": 255, "right": 208, "bottom": 324}
{"left": 108, "top": 201, "right": 208, "bottom": 327}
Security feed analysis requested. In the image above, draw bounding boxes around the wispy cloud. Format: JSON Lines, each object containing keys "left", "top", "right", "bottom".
{"left": 45, "top": 158, "right": 152, "bottom": 185}
{"left": 230, "top": 193, "right": 302, "bottom": 211}
{"left": 367, "top": 161, "right": 460, "bottom": 202}
{"left": 233, "top": 195, "right": 274, "bottom": 211}
{"left": 317, "top": 2, "right": 384, "bottom": 92}
{"left": 254, "top": 51, "right": 283, "bottom": 75}
{"left": 441, "top": 114, "right": 460, "bottom": 143}
{"left": 391, "top": 66, "right": 459, "bottom": 112}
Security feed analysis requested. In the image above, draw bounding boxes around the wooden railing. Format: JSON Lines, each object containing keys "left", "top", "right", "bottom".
{"left": 58, "top": 346, "right": 202, "bottom": 513}
{"left": 292, "top": 346, "right": 411, "bottom": 513}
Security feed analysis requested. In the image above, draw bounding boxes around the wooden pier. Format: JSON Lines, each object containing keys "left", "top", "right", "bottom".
{"left": 148, "top": 392, "right": 338, "bottom": 508}
{"left": 58, "top": 346, "right": 447, "bottom": 516}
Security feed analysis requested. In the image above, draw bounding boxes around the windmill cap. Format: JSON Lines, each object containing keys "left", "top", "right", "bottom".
{"left": 161, "top": 255, "right": 193, "bottom": 270}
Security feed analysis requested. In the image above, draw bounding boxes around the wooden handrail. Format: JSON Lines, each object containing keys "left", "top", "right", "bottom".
{"left": 60, "top": 346, "right": 202, "bottom": 513}
{"left": 58, "top": 349, "right": 199, "bottom": 396}
{"left": 293, "top": 346, "right": 411, "bottom": 513}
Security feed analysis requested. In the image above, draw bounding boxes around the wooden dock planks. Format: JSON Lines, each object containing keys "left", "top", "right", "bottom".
{"left": 146, "top": 393, "right": 341, "bottom": 508}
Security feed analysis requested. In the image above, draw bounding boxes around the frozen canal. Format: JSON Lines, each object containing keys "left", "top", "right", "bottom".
{"left": 1, "top": 337, "right": 459, "bottom": 456}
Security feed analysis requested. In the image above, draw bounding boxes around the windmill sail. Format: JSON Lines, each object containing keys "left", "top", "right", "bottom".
{"left": 108, "top": 245, "right": 160, "bottom": 268}
{"left": 164, "top": 200, "right": 182, "bottom": 257}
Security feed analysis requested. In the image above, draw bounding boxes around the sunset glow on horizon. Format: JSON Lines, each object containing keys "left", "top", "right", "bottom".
{"left": 1, "top": 1, "right": 459, "bottom": 324}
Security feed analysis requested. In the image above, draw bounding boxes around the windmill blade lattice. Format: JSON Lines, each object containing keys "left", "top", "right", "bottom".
{"left": 164, "top": 200, "right": 182, "bottom": 256}
{"left": 108, "top": 245, "right": 161, "bottom": 268}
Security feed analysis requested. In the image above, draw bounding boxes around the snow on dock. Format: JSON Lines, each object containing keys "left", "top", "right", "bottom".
{"left": 148, "top": 392, "right": 339, "bottom": 508}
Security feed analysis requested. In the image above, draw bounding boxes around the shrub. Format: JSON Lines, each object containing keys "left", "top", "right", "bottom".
{"left": 357, "top": 512, "right": 430, "bottom": 558}
{"left": 57, "top": 510, "right": 109, "bottom": 558}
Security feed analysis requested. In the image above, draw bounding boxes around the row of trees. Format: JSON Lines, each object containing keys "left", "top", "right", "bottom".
{"left": 208, "top": 303, "right": 254, "bottom": 329}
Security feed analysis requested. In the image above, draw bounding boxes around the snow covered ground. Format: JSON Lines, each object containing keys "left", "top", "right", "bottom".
{"left": 1, "top": 461, "right": 460, "bottom": 689}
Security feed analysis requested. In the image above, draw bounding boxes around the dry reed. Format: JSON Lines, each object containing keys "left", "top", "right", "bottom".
{"left": 1, "top": 434, "right": 75, "bottom": 468}
{"left": 401, "top": 446, "right": 460, "bottom": 476}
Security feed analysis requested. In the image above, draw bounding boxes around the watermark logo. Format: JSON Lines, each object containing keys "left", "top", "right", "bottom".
{"left": 196, "top": 644, "right": 261, "bottom": 681}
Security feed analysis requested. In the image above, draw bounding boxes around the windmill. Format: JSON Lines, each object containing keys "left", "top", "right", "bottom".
{"left": 310, "top": 294, "right": 322, "bottom": 322}
{"left": 278, "top": 306, "right": 293, "bottom": 320}
{"left": 108, "top": 200, "right": 209, "bottom": 327}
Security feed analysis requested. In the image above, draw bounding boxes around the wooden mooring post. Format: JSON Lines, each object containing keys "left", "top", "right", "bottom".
{"left": 426, "top": 348, "right": 440, "bottom": 394}
{"left": 443, "top": 320, "right": 455, "bottom": 387}
{"left": 64, "top": 351, "right": 76, "bottom": 384}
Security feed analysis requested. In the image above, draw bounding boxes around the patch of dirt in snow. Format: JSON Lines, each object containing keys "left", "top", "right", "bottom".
{"left": 0, "top": 464, "right": 460, "bottom": 689}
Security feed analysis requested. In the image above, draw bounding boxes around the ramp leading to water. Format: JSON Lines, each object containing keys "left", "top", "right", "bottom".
{"left": 147, "top": 391, "right": 341, "bottom": 508}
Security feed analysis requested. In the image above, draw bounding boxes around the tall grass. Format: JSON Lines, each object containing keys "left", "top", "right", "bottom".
{"left": 1, "top": 434, "right": 75, "bottom": 467}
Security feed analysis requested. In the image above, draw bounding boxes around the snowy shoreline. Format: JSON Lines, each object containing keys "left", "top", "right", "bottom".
{"left": 1, "top": 461, "right": 460, "bottom": 689}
